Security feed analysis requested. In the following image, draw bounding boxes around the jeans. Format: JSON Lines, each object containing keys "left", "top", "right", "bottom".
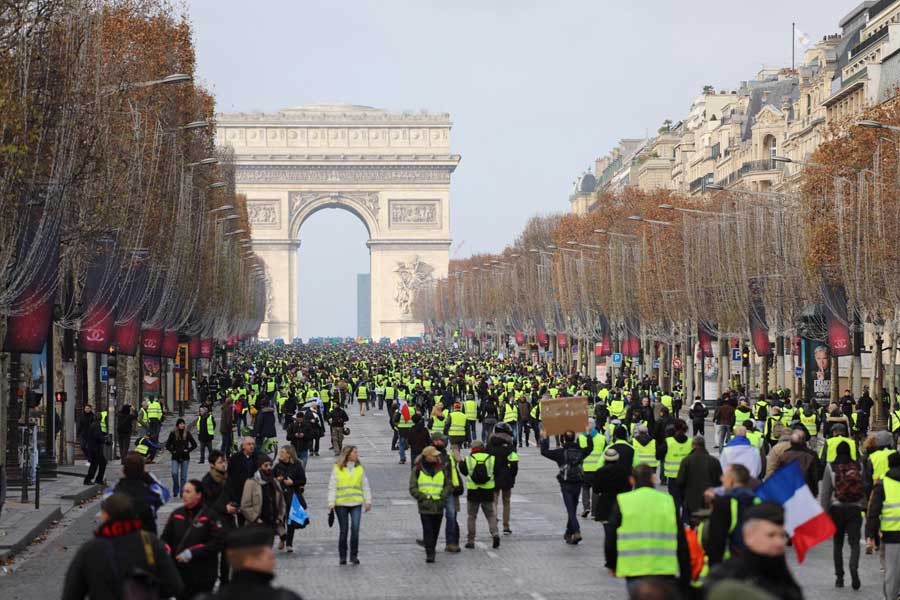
{"left": 398, "top": 436, "right": 408, "bottom": 462}
{"left": 171, "top": 459, "right": 189, "bottom": 496}
{"left": 482, "top": 420, "right": 496, "bottom": 443}
{"left": 220, "top": 430, "right": 233, "bottom": 458}
{"left": 531, "top": 419, "right": 542, "bottom": 442}
{"left": 886, "top": 543, "right": 900, "bottom": 600}
{"left": 667, "top": 478, "right": 687, "bottom": 524}
{"left": 198, "top": 439, "right": 213, "bottom": 463}
{"left": 117, "top": 434, "right": 130, "bottom": 461}
{"left": 297, "top": 448, "right": 309, "bottom": 468}
{"left": 581, "top": 472, "right": 597, "bottom": 513}
{"left": 830, "top": 504, "right": 861, "bottom": 578}
{"left": 466, "top": 498, "right": 498, "bottom": 542}
{"left": 335, "top": 504, "right": 362, "bottom": 561}
{"left": 444, "top": 494, "right": 460, "bottom": 546}
{"left": 467, "top": 421, "right": 477, "bottom": 444}
{"left": 560, "top": 482, "right": 581, "bottom": 535}
{"left": 420, "top": 513, "right": 444, "bottom": 559}
{"left": 716, "top": 424, "right": 731, "bottom": 448}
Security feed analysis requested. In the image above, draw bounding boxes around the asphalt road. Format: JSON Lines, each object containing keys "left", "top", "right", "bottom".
{"left": 0, "top": 408, "right": 886, "bottom": 599}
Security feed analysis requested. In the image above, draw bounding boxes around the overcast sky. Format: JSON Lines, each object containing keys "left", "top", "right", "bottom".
{"left": 188, "top": 0, "right": 852, "bottom": 338}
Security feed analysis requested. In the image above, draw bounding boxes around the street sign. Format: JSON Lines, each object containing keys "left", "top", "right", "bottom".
{"left": 672, "top": 357, "right": 683, "bottom": 369}
{"left": 652, "top": 359, "right": 660, "bottom": 368}
{"left": 612, "top": 353, "right": 623, "bottom": 365}
{"left": 794, "top": 366, "right": 803, "bottom": 378}
{"left": 731, "top": 348, "right": 742, "bottom": 362}
{"left": 100, "top": 366, "right": 108, "bottom": 382}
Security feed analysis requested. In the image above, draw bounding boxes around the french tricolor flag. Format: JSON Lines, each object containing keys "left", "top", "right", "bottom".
{"left": 756, "top": 460, "right": 836, "bottom": 563}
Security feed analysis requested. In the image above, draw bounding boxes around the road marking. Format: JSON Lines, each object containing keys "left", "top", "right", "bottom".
{"left": 486, "top": 550, "right": 499, "bottom": 559}
{"left": 529, "top": 593, "right": 547, "bottom": 600}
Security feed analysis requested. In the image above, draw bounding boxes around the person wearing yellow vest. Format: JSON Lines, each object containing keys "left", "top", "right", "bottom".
{"left": 659, "top": 419, "right": 691, "bottom": 519}
{"left": 578, "top": 418, "right": 606, "bottom": 519}
{"left": 146, "top": 398, "right": 163, "bottom": 438}
{"left": 195, "top": 405, "right": 216, "bottom": 464}
{"left": 429, "top": 403, "right": 448, "bottom": 437}
{"left": 409, "top": 445, "right": 454, "bottom": 563}
{"left": 703, "top": 463, "right": 758, "bottom": 567}
{"left": 429, "top": 434, "right": 462, "bottom": 552}
{"left": 797, "top": 403, "right": 820, "bottom": 450}
{"left": 605, "top": 464, "right": 688, "bottom": 586}
{"left": 463, "top": 396, "right": 478, "bottom": 444}
{"left": 820, "top": 425, "right": 858, "bottom": 464}
{"left": 444, "top": 403, "right": 469, "bottom": 454}
{"left": 866, "top": 451, "right": 900, "bottom": 598}
{"left": 356, "top": 380, "right": 370, "bottom": 416}
{"left": 609, "top": 396, "right": 627, "bottom": 421}
{"left": 327, "top": 445, "right": 372, "bottom": 565}
{"left": 459, "top": 440, "right": 500, "bottom": 549}
{"left": 631, "top": 425, "right": 659, "bottom": 469}
{"left": 867, "top": 430, "right": 897, "bottom": 484}
{"left": 394, "top": 401, "right": 416, "bottom": 464}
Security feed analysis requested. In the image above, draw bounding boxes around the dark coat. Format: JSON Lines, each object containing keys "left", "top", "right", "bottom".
{"left": 286, "top": 419, "right": 317, "bottom": 452}
{"left": 273, "top": 460, "right": 306, "bottom": 499}
{"left": 591, "top": 461, "right": 631, "bottom": 521}
{"left": 253, "top": 407, "right": 277, "bottom": 439}
{"left": 112, "top": 476, "right": 162, "bottom": 534}
{"left": 165, "top": 430, "right": 198, "bottom": 462}
{"left": 61, "top": 519, "right": 183, "bottom": 600}
{"left": 160, "top": 503, "right": 222, "bottom": 592}
{"left": 705, "top": 553, "right": 803, "bottom": 600}
{"left": 607, "top": 440, "right": 635, "bottom": 469}
{"left": 689, "top": 402, "right": 709, "bottom": 426}
{"left": 407, "top": 421, "right": 432, "bottom": 452}
{"left": 676, "top": 447, "right": 723, "bottom": 516}
{"left": 487, "top": 432, "right": 519, "bottom": 490}
{"left": 225, "top": 451, "right": 259, "bottom": 505}
{"left": 198, "top": 569, "right": 302, "bottom": 600}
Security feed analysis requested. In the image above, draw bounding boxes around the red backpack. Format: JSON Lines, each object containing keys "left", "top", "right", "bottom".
{"left": 833, "top": 462, "right": 865, "bottom": 503}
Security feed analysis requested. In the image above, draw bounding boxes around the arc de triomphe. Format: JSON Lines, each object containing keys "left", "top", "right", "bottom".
{"left": 216, "top": 104, "right": 460, "bottom": 341}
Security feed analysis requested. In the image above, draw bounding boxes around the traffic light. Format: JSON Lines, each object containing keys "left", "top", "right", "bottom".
{"left": 107, "top": 345, "right": 118, "bottom": 379}
{"left": 741, "top": 346, "right": 750, "bottom": 367}
{"left": 55, "top": 391, "right": 67, "bottom": 403}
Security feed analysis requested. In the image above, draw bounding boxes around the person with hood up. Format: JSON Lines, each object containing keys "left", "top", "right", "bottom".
{"left": 252, "top": 399, "right": 278, "bottom": 452}
{"left": 705, "top": 502, "right": 804, "bottom": 600}
{"left": 240, "top": 454, "right": 286, "bottom": 538}
{"left": 689, "top": 397, "right": 708, "bottom": 437}
{"left": 487, "top": 421, "right": 519, "bottom": 535}
{"left": 409, "top": 445, "right": 454, "bottom": 562}
{"left": 540, "top": 427, "right": 593, "bottom": 544}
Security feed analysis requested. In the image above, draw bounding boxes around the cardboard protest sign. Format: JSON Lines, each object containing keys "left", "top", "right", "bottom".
{"left": 540, "top": 396, "right": 589, "bottom": 436}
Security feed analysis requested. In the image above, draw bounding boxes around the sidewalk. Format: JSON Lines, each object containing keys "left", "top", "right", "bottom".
{"left": 0, "top": 405, "right": 190, "bottom": 562}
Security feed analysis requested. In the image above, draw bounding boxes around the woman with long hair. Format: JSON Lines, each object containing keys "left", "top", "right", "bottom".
{"left": 165, "top": 418, "right": 197, "bottom": 496}
{"left": 274, "top": 445, "right": 307, "bottom": 553}
{"left": 160, "top": 479, "right": 221, "bottom": 600}
{"left": 327, "top": 445, "right": 372, "bottom": 565}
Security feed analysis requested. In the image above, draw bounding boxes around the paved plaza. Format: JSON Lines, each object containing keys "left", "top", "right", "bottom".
{"left": 0, "top": 407, "right": 886, "bottom": 599}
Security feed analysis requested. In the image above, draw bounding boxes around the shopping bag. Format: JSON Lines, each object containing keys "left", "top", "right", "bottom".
{"left": 289, "top": 493, "right": 310, "bottom": 528}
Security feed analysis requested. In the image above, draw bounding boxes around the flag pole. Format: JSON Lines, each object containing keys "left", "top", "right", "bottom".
{"left": 792, "top": 22, "right": 796, "bottom": 70}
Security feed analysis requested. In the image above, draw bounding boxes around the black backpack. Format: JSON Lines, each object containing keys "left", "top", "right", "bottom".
{"left": 557, "top": 448, "right": 585, "bottom": 484}
{"left": 469, "top": 454, "right": 491, "bottom": 485}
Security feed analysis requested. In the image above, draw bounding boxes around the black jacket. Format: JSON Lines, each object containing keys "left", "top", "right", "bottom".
{"left": 112, "top": 476, "right": 162, "bottom": 534}
{"left": 689, "top": 402, "right": 709, "bottom": 425}
{"left": 116, "top": 410, "right": 137, "bottom": 436}
{"left": 705, "top": 552, "right": 804, "bottom": 600}
{"left": 286, "top": 419, "right": 317, "bottom": 452}
{"left": 540, "top": 436, "right": 592, "bottom": 484}
{"left": 197, "top": 569, "right": 302, "bottom": 600}
{"left": 488, "top": 432, "right": 519, "bottom": 490}
{"left": 254, "top": 406, "right": 277, "bottom": 439}
{"left": 273, "top": 460, "right": 306, "bottom": 498}
{"left": 591, "top": 461, "right": 631, "bottom": 521}
{"left": 62, "top": 519, "right": 183, "bottom": 600}
{"left": 607, "top": 440, "right": 635, "bottom": 469}
{"left": 165, "top": 430, "right": 198, "bottom": 462}
{"left": 160, "top": 503, "right": 222, "bottom": 591}
{"left": 226, "top": 451, "right": 259, "bottom": 504}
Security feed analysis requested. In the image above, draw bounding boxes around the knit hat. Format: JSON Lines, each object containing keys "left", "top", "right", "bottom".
{"left": 603, "top": 448, "right": 620, "bottom": 463}
{"left": 257, "top": 454, "right": 273, "bottom": 468}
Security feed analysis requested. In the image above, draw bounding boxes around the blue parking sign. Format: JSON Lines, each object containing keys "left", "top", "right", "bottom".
{"left": 612, "top": 353, "right": 623, "bottom": 365}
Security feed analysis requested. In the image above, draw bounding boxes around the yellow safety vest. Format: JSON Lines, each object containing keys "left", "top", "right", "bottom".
{"left": 334, "top": 465, "right": 365, "bottom": 506}
{"left": 448, "top": 411, "right": 467, "bottom": 437}
{"left": 882, "top": 476, "right": 900, "bottom": 532}
{"left": 609, "top": 399, "right": 627, "bottom": 419}
{"left": 146, "top": 401, "right": 163, "bottom": 420}
{"left": 100, "top": 411, "right": 108, "bottom": 434}
{"left": 464, "top": 400, "right": 478, "bottom": 421}
{"left": 824, "top": 435, "right": 858, "bottom": 462}
{"left": 615, "top": 487, "right": 679, "bottom": 578}
{"left": 664, "top": 437, "right": 691, "bottom": 478}
{"left": 196, "top": 415, "right": 215, "bottom": 436}
{"left": 633, "top": 438, "right": 659, "bottom": 468}
{"left": 871, "top": 448, "right": 896, "bottom": 481}
{"left": 416, "top": 468, "right": 445, "bottom": 500}
{"left": 578, "top": 431, "right": 606, "bottom": 472}
{"left": 799, "top": 412, "right": 818, "bottom": 436}
{"left": 465, "top": 453, "right": 495, "bottom": 490}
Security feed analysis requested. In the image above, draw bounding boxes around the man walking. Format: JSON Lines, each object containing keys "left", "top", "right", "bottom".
{"left": 459, "top": 440, "right": 500, "bottom": 549}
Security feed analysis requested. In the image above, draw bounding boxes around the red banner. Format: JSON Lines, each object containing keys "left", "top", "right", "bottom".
{"left": 514, "top": 331, "right": 525, "bottom": 345}
{"left": 200, "top": 338, "right": 213, "bottom": 359}
{"left": 557, "top": 332, "right": 569, "bottom": 348}
{"left": 114, "top": 316, "right": 141, "bottom": 356}
{"left": 78, "top": 305, "right": 115, "bottom": 353}
{"left": 161, "top": 330, "right": 179, "bottom": 358}
{"left": 748, "top": 277, "right": 772, "bottom": 356}
{"left": 142, "top": 356, "right": 161, "bottom": 395}
{"left": 141, "top": 328, "right": 162, "bottom": 356}
{"left": 595, "top": 342, "right": 604, "bottom": 357}
{"left": 698, "top": 322, "right": 715, "bottom": 358}
{"left": 536, "top": 329, "right": 549, "bottom": 347}
{"left": 188, "top": 336, "right": 201, "bottom": 359}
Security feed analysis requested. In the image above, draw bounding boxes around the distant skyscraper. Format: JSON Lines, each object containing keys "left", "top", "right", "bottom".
{"left": 357, "top": 273, "right": 371, "bottom": 338}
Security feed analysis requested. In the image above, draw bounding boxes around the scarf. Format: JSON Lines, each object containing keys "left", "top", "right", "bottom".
{"left": 208, "top": 467, "right": 227, "bottom": 485}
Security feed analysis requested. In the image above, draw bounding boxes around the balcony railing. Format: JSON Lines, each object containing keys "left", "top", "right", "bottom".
{"left": 715, "top": 159, "right": 783, "bottom": 188}
{"left": 689, "top": 174, "right": 714, "bottom": 193}
{"left": 851, "top": 26, "right": 889, "bottom": 58}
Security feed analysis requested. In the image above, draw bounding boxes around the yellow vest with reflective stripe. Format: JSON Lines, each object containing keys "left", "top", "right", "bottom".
{"left": 616, "top": 486, "right": 679, "bottom": 578}
{"left": 633, "top": 438, "right": 658, "bottom": 468}
{"left": 334, "top": 465, "right": 365, "bottom": 506}
{"left": 146, "top": 401, "right": 163, "bottom": 420}
{"left": 448, "top": 411, "right": 467, "bottom": 436}
{"left": 100, "top": 411, "right": 108, "bottom": 434}
{"left": 464, "top": 400, "right": 478, "bottom": 421}
{"left": 196, "top": 415, "right": 215, "bottom": 436}
{"left": 746, "top": 430, "right": 763, "bottom": 449}
{"left": 609, "top": 399, "right": 627, "bottom": 419}
{"left": 825, "top": 436, "right": 857, "bottom": 462}
{"left": 465, "top": 453, "right": 495, "bottom": 490}
{"left": 417, "top": 468, "right": 445, "bottom": 500}
{"left": 882, "top": 476, "right": 900, "bottom": 532}
{"left": 578, "top": 431, "right": 606, "bottom": 472}
{"left": 503, "top": 403, "right": 517, "bottom": 423}
{"left": 664, "top": 437, "right": 691, "bottom": 478}
{"left": 799, "top": 412, "right": 818, "bottom": 436}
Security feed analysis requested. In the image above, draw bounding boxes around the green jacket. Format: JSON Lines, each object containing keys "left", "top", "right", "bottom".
{"left": 409, "top": 459, "right": 453, "bottom": 515}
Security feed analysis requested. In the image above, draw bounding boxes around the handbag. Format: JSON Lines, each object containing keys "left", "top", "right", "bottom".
{"left": 327, "top": 507, "right": 335, "bottom": 528}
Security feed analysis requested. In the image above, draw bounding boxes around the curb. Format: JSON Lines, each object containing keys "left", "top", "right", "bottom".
{"left": 61, "top": 484, "right": 105, "bottom": 505}
{"left": 0, "top": 506, "right": 62, "bottom": 560}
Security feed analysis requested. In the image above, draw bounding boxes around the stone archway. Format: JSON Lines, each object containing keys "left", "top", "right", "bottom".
{"left": 216, "top": 104, "right": 460, "bottom": 341}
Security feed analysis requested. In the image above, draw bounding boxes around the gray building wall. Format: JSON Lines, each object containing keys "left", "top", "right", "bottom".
{"left": 357, "top": 273, "right": 371, "bottom": 338}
